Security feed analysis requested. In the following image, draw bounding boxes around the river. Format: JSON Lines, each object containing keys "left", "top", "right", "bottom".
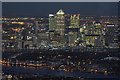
{"left": 2, "top": 64, "right": 120, "bottom": 79}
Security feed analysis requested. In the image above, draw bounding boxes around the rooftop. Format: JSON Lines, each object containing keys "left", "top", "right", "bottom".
{"left": 57, "top": 9, "right": 64, "bottom": 15}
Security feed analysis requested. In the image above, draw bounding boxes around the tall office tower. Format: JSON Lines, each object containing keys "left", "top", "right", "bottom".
{"left": 21, "top": 24, "right": 28, "bottom": 49}
{"left": 70, "top": 14, "right": 79, "bottom": 28}
{"left": 94, "top": 23, "right": 102, "bottom": 35}
{"left": 55, "top": 9, "right": 65, "bottom": 36}
{"left": 17, "top": 29, "right": 22, "bottom": 49}
{"left": 79, "top": 24, "right": 86, "bottom": 47}
{"left": 22, "top": 23, "right": 31, "bottom": 49}
{"left": 49, "top": 14, "right": 55, "bottom": 31}
{"left": 85, "top": 23, "right": 94, "bottom": 47}
{"left": 105, "top": 24, "right": 119, "bottom": 48}
{"left": 49, "top": 14, "right": 55, "bottom": 41}
{"left": 85, "top": 23, "right": 103, "bottom": 47}
{"left": 34, "top": 21, "right": 38, "bottom": 36}
{"left": 67, "top": 14, "right": 80, "bottom": 46}
{"left": 93, "top": 23, "right": 104, "bottom": 47}
{"left": 33, "top": 21, "right": 39, "bottom": 48}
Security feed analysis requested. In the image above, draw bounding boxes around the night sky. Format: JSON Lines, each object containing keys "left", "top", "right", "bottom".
{"left": 2, "top": 2, "right": 118, "bottom": 17}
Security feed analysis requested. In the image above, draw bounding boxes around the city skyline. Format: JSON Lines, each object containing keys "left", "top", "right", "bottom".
{"left": 2, "top": 2, "right": 118, "bottom": 17}
{"left": 1, "top": 2, "right": 120, "bottom": 79}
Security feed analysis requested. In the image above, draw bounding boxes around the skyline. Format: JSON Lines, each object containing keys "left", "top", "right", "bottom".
{"left": 2, "top": 2, "right": 118, "bottom": 17}
{"left": 2, "top": 2, "right": 120, "bottom": 80}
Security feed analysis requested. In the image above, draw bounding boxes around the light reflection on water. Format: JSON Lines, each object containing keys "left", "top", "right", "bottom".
{"left": 2, "top": 64, "right": 119, "bottom": 79}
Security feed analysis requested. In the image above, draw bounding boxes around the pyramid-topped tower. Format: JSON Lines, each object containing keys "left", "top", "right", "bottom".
{"left": 57, "top": 9, "right": 64, "bottom": 15}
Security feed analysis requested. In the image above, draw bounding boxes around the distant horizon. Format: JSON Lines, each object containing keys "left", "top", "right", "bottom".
{"left": 2, "top": 15, "right": 118, "bottom": 18}
{"left": 2, "top": 2, "right": 118, "bottom": 17}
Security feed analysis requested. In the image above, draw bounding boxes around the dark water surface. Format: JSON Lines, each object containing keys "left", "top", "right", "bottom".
{"left": 2, "top": 65, "right": 119, "bottom": 79}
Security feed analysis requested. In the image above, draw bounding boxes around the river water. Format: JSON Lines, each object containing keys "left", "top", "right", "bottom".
{"left": 2, "top": 64, "right": 120, "bottom": 79}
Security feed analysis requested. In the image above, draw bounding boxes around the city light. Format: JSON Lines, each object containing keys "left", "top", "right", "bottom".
{"left": 2, "top": 2, "right": 120, "bottom": 80}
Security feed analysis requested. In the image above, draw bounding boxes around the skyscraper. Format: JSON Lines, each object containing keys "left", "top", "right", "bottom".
{"left": 49, "top": 14, "right": 55, "bottom": 41}
{"left": 55, "top": 9, "right": 65, "bottom": 36}
{"left": 67, "top": 14, "right": 80, "bottom": 46}
{"left": 49, "top": 14, "right": 55, "bottom": 31}
{"left": 85, "top": 22, "right": 103, "bottom": 47}
{"left": 33, "top": 21, "right": 39, "bottom": 48}
{"left": 48, "top": 9, "right": 66, "bottom": 45}
{"left": 70, "top": 14, "right": 79, "bottom": 28}
{"left": 105, "top": 24, "right": 119, "bottom": 48}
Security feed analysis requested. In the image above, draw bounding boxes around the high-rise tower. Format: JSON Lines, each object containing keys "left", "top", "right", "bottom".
{"left": 49, "top": 14, "right": 55, "bottom": 31}
{"left": 55, "top": 9, "right": 65, "bottom": 36}
{"left": 67, "top": 14, "right": 80, "bottom": 46}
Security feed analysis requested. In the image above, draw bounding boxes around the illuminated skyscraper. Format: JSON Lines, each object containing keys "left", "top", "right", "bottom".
{"left": 67, "top": 14, "right": 80, "bottom": 46}
{"left": 49, "top": 14, "right": 55, "bottom": 31}
{"left": 49, "top": 14, "right": 55, "bottom": 41}
{"left": 33, "top": 21, "right": 39, "bottom": 48}
{"left": 94, "top": 23, "right": 102, "bottom": 35}
{"left": 85, "top": 22, "right": 104, "bottom": 47}
{"left": 48, "top": 9, "right": 66, "bottom": 45}
{"left": 105, "top": 24, "right": 119, "bottom": 48}
{"left": 34, "top": 21, "right": 38, "bottom": 36}
{"left": 55, "top": 9, "right": 65, "bottom": 36}
{"left": 70, "top": 14, "right": 79, "bottom": 28}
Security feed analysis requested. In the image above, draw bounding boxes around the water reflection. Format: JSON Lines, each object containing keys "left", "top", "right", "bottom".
{"left": 2, "top": 63, "right": 117, "bottom": 79}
